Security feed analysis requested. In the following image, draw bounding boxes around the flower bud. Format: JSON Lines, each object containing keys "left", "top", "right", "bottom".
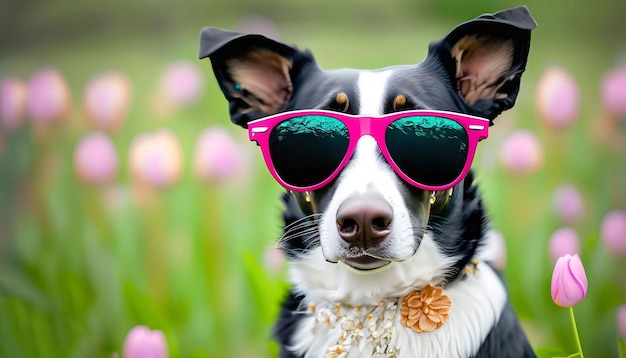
{"left": 83, "top": 71, "right": 131, "bottom": 132}
{"left": 158, "top": 60, "right": 204, "bottom": 108}
{"left": 73, "top": 132, "right": 119, "bottom": 185}
{"left": 499, "top": 129, "right": 544, "bottom": 174}
{"left": 535, "top": 66, "right": 580, "bottom": 130}
{"left": 129, "top": 129, "right": 184, "bottom": 189}
{"left": 123, "top": 325, "right": 168, "bottom": 358}
{"left": 600, "top": 210, "right": 626, "bottom": 256}
{"left": 548, "top": 227, "right": 580, "bottom": 262}
{"left": 552, "top": 184, "right": 584, "bottom": 224}
{"left": 601, "top": 66, "right": 626, "bottom": 117}
{"left": 193, "top": 126, "right": 247, "bottom": 183}
{"left": 26, "top": 68, "right": 71, "bottom": 124}
{"left": 551, "top": 254, "right": 588, "bottom": 308}
{"left": 0, "top": 77, "right": 27, "bottom": 132}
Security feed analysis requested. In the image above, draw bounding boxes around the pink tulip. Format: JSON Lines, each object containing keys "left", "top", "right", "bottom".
{"left": 123, "top": 325, "right": 168, "bottom": 358}
{"left": 73, "top": 132, "right": 119, "bottom": 185}
{"left": 551, "top": 254, "right": 588, "bottom": 308}
{"left": 600, "top": 210, "right": 626, "bottom": 256}
{"left": 618, "top": 305, "right": 626, "bottom": 343}
{"left": 158, "top": 60, "right": 204, "bottom": 108}
{"left": 0, "top": 77, "right": 27, "bottom": 132}
{"left": 535, "top": 66, "right": 580, "bottom": 130}
{"left": 193, "top": 126, "right": 247, "bottom": 183}
{"left": 129, "top": 129, "right": 184, "bottom": 189}
{"left": 26, "top": 68, "right": 72, "bottom": 124}
{"left": 499, "top": 129, "right": 544, "bottom": 174}
{"left": 83, "top": 71, "right": 131, "bottom": 131}
{"left": 264, "top": 246, "right": 286, "bottom": 272}
{"left": 552, "top": 184, "right": 584, "bottom": 224}
{"left": 601, "top": 66, "right": 626, "bottom": 117}
{"left": 548, "top": 227, "right": 580, "bottom": 262}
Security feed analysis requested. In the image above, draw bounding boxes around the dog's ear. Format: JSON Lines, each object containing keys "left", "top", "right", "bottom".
{"left": 199, "top": 27, "right": 312, "bottom": 127}
{"left": 428, "top": 6, "right": 537, "bottom": 121}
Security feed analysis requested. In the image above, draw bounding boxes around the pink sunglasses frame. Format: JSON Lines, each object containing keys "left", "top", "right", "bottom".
{"left": 247, "top": 109, "right": 489, "bottom": 192}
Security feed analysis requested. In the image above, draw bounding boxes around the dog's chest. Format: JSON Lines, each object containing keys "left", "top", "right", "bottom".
{"left": 289, "top": 263, "right": 507, "bottom": 358}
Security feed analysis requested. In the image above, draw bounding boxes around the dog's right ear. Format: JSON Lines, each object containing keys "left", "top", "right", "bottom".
{"left": 199, "top": 27, "right": 311, "bottom": 127}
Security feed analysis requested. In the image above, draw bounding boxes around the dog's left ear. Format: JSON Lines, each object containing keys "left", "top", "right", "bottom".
{"left": 428, "top": 6, "right": 537, "bottom": 121}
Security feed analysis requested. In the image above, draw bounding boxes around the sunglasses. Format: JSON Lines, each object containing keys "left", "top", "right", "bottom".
{"left": 247, "top": 109, "right": 489, "bottom": 192}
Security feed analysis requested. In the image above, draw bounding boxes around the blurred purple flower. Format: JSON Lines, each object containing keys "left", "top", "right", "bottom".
{"left": 158, "top": 60, "right": 204, "bottom": 108}
{"left": 83, "top": 71, "right": 131, "bottom": 132}
{"left": 73, "top": 132, "right": 119, "bottom": 185}
{"left": 129, "top": 129, "right": 184, "bottom": 189}
{"left": 193, "top": 126, "right": 247, "bottom": 183}
{"left": 123, "top": 325, "right": 168, "bottom": 358}
{"left": 535, "top": 66, "right": 580, "bottom": 130}
{"left": 235, "top": 14, "right": 281, "bottom": 39}
{"left": 552, "top": 184, "right": 584, "bottom": 224}
{"left": 26, "top": 68, "right": 72, "bottom": 124}
{"left": 601, "top": 66, "right": 626, "bottom": 117}
{"left": 498, "top": 129, "right": 544, "bottom": 174}
{"left": 548, "top": 227, "right": 580, "bottom": 262}
{"left": 0, "top": 77, "right": 27, "bottom": 132}
{"left": 551, "top": 254, "right": 588, "bottom": 308}
{"left": 618, "top": 305, "right": 626, "bottom": 343}
{"left": 600, "top": 210, "right": 626, "bottom": 256}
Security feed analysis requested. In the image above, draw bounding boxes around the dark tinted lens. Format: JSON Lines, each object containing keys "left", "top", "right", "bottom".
{"left": 269, "top": 115, "right": 349, "bottom": 187}
{"left": 385, "top": 116, "right": 468, "bottom": 187}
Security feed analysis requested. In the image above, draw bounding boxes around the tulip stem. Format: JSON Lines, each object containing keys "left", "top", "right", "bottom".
{"left": 569, "top": 307, "right": 584, "bottom": 358}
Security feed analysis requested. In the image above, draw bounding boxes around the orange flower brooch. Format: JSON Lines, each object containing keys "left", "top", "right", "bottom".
{"left": 400, "top": 285, "right": 452, "bottom": 333}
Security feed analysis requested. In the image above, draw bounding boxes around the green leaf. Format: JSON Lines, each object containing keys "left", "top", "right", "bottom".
{"left": 619, "top": 339, "right": 626, "bottom": 358}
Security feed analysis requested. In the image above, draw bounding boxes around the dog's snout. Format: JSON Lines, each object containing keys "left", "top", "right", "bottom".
{"left": 336, "top": 193, "right": 393, "bottom": 246}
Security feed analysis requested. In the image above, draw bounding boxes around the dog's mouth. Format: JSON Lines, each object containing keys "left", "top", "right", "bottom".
{"left": 340, "top": 255, "right": 393, "bottom": 272}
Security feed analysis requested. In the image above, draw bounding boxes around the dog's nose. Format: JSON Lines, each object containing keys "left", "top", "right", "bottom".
{"left": 336, "top": 192, "right": 393, "bottom": 246}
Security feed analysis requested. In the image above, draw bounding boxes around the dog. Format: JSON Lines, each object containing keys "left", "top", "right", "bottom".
{"left": 199, "top": 6, "right": 537, "bottom": 357}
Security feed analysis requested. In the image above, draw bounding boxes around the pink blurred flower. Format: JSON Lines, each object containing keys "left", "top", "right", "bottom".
{"left": 552, "top": 184, "right": 584, "bottom": 224}
{"left": 235, "top": 14, "right": 281, "bottom": 39}
{"left": 551, "top": 254, "right": 588, "bottom": 308}
{"left": 499, "top": 129, "right": 544, "bottom": 174}
{"left": 73, "top": 132, "right": 119, "bottom": 185}
{"left": 123, "top": 325, "right": 168, "bottom": 358}
{"left": 535, "top": 66, "right": 580, "bottom": 130}
{"left": 129, "top": 129, "right": 184, "bottom": 189}
{"left": 600, "top": 210, "right": 626, "bottom": 256}
{"left": 601, "top": 66, "right": 626, "bottom": 117}
{"left": 26, "top": 68, "right": 72, "bottom": 124}
{"left": 158, "top": 60, "right": 204, "bottom": 108}
{"left": 193, "top": 126, "right": 247, "bottom": 183}
{"left": 618, "top": 305, "right": 626, "bottom": 343}
{"left": 83, "top": 71, "right": 131, "bottom": 132}
{"left": 264, "top": 246, "right": 286, "bottom": 272}
{"left": 0, "top": 77, "right": 27, "bottom": 132}
{"left": 548, "top": 227, "right": 580, "bottom": 262}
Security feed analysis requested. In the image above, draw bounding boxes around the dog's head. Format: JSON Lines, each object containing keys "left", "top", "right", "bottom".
{"left": 200, "top": 7, "right": 535, "bottom": 303}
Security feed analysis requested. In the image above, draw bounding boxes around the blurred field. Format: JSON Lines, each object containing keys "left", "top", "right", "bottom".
{"left": 1, "top": 0, "right": 625, "bottom": 357}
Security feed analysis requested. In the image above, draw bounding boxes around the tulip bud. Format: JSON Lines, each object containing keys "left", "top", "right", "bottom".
{"left": 552, "top": 184, "right": 584, "bottom": 224}
{"left": 123, "top": 325, "right": 168, "bottom": 358}
{"left": 129, "top": 129, "right": 184, "bottom": 189}
{"left": 73, "top": 132, "right": 119, "bottom": 185}
{"left": 26, "top": 68, "right": 72, "bottom": 125}
{"left": 535, "top": 66, "right": 580, "bottom": 130}
{"left": 601, "top": 66, "right": 626, "bottom": 117}
{"left": 551, "top": 254, "right": 588, "bottom": 308}
{"left": 600, "top": 210, "right": 626, "bottom": 256}
{"left": 158, "top": 60, "right": 204, "bottom": 108}
{"left": 548, "top": 227, "right": 580, "bottom": 262}
{"left": 83, "top": 71, "right": 131, "bottom": 132}
{"left": 0, "top": 77, "right": 27, "bottom": 132}
{"left": 499, "top": 129, "right": 544, "bottom": 174}
{"left": 193, "top": 126, "right": 247, "bottom": 183}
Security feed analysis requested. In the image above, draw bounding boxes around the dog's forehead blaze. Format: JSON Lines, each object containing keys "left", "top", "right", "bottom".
{"left": 226, "top": 49, "right": 294, "bottom": 113}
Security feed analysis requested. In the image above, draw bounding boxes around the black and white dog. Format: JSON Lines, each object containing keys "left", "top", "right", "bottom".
{"left": 200, "top": 6, "right": 537, "bottom": 357}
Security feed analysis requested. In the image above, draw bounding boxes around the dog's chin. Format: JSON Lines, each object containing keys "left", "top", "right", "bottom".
{"left": 340, "top": 255, "right": 393, "bottom": 272}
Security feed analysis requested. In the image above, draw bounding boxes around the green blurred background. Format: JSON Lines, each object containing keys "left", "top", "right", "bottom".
{"left": 1, "top": 0, "right": 625, "bottom": 357}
